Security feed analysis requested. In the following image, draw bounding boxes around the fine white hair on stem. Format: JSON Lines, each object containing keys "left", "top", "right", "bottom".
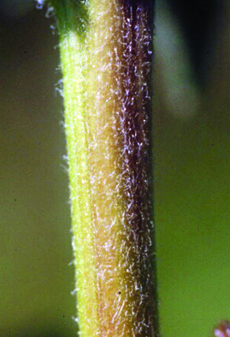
{"left": 36, "top": 0, "right": 45, "bottom": 10}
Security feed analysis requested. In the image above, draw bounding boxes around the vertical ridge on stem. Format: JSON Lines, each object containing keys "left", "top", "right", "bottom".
{"left": 52, "top": 0, "right": 158, "bottom": 335}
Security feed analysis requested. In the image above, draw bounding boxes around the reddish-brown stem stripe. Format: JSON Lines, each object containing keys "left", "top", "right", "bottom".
{"left": 56, "top": 0, "right": 158, "bottom": 335}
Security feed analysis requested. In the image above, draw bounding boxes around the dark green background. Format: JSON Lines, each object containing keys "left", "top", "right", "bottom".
{"left": 1, "top": 2, "right": 230, "bottom": 337}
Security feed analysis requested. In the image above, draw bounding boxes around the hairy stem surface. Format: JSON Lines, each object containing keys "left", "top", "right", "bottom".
{"left": 50, "top": 0, "right": 158, "bottom": 336}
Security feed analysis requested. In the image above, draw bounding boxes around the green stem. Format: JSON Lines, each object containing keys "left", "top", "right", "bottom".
{"left": 47, "top": 0, "right": 158, "bottom": 336}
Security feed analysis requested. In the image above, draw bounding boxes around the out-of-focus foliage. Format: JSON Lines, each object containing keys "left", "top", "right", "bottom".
{"left": 0, "top": 0, "right": 34, "bottom": 18}
{"left": 0, "top": 4, "right": 76, "bottom": 337}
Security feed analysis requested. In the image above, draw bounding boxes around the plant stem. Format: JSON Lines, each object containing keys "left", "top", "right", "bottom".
{"left": 48, "top": 0, "right": 158, "bottom": 336}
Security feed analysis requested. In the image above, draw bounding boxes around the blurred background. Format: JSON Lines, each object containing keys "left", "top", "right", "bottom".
{"left": 0, "top": 0, "right": 230, "bottom": 337}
